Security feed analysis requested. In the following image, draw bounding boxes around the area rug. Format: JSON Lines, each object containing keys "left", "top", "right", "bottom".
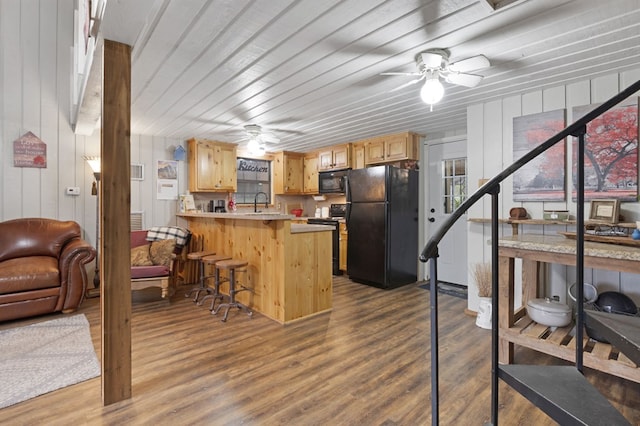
{"left": 0, "top": 314, "right": 101, "bottom": 409}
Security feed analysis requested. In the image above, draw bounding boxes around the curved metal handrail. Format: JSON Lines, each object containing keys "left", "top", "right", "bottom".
{"left": 420, "top": 79, "right": 640, "bottom": 262}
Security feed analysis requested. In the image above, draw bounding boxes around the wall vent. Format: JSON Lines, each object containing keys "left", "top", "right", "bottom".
{"left": 131, "top": 163, "right": 144, "bottom": 181}
{"left": 130, "top": 211, "right": 145, "bottom": 231}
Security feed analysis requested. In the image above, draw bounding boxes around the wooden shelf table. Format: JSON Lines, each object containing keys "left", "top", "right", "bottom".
{"left": 498, "top": 234, "right": 640, "bottom": 383}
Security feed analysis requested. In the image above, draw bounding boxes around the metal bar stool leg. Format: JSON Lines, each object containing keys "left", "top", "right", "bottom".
{"left": 184, "top": 250, "right": 216, "bottom": 302}
{"left": 198, "top": 254, "right": 231, "bottom": 308}
{"left": 211, "top": 259, "right": 253, "bottom": 322}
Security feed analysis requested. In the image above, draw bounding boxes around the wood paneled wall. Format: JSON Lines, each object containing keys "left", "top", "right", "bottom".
{"left": 0, "top": 1, "right": 186, "bottom": 252}
{"left": 465, "top": 69, "right": 640, "bottom": 312}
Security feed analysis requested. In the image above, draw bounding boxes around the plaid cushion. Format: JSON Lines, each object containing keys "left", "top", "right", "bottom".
{"left": 146, "top": 226, "right": 190, "bottom": 248}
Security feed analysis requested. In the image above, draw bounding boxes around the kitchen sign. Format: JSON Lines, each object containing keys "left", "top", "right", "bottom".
{"left": 237, "top": 158, "right": 269, "bottom": 181}
{"left": 13, "top": 131, "right": 47, "bottom": 168}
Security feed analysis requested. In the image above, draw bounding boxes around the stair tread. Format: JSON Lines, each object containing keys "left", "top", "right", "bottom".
{"left": 586, "top": 310, "right": 640, "bottom": 365}
{"left": 499, "top": 365, "right": 630, "bottom": 425}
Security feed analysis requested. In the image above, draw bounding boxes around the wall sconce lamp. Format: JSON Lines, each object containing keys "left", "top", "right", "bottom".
{"left": 83, "top": 156, "right": 101, "bottom": 297}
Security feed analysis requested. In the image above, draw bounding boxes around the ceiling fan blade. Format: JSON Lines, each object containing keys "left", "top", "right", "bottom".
{"left": 260, "top": 133, "right": 280, "bottom": 143}
{"left": 445, "top": 72, "right": 484, "bottom": 88}
{"left": 420, "top": 52, "right": 443, "bottom": 68}
{"left": 389, "top": 75, "right": 425, "bottom": 92}
{"left": 448, "top": 55, "right": 490, "bottom": 73}
{"left": 380, "top": 71, "right": 421, "bottom": 76}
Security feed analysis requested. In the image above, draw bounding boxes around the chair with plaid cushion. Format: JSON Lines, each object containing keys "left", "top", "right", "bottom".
{"left": 130, "top": 226, "right": 191, "bottom": 299}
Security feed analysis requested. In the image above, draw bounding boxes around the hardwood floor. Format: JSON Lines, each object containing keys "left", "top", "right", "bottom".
{"left": 1, "top": 276, "right": 639, "bottom": 425}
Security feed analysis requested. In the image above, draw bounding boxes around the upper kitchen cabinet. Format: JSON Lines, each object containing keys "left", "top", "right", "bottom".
{"left": 187, "top": 138, "right": 237, "bottom": 192}
{"left": 351, "top": 142, "right": 365, "bottom": 169}
{"left": 318, "top": 143, "right": 351, "bottom": 171}
{"left": 303, "top": 152, "right": 319, "bottom": 194}
{"left": 364, "top": 132, "right": 420, "bottom": 165}
{"left": 273, "top": 151, "right": 304, "bottom": 195}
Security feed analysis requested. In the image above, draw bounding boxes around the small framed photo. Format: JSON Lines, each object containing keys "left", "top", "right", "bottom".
{"left": 589, "top": 199, "right": 620, "bottom": 223}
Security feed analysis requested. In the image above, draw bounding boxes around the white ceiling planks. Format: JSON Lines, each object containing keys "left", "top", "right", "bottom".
{"left": 86, "top": 0, "right": 640, "bottom": 152}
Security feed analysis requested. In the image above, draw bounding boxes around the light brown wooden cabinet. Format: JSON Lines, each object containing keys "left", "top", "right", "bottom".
{"left": 364, "top": 132, "right": 420, "bottom": 165}
{"left": 351, "top": 142, "right": 365, "bottom": 169}
{"left": 273, "top": 151, "right": 304, "bottom": 194}
{"left": 339, "top": 222, "right": 347, "bottom": 272}
{"left": 303, "top": 153, "right": 319, "bottom": 194}
{"left": 318, "top": 144, "right": 351, "bottom": 171}
{"left": 187, "top": 138, "right": 237, "bottom": 192}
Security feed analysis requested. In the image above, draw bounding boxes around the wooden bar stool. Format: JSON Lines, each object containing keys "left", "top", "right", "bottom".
{"left": 184, "top": 250, "right": 216, "bottom": 302}
{"left": 198, "top": 253, "right": 232, "bottom": 310}
{"left": 212, "top": 259, "right": 253, "bottom": 322}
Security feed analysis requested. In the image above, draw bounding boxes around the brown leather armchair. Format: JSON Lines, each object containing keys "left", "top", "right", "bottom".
{"left": 0, "top": 218, "right": 96, "bottom": 322}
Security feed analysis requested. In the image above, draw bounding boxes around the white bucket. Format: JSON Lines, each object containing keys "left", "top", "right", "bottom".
{"left": 476, "top": 297, "right": 492, "bottom": 329}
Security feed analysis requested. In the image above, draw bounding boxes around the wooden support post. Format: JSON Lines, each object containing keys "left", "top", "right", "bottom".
{"left": 101, "top": 39, "right": 132, "bottom": 405}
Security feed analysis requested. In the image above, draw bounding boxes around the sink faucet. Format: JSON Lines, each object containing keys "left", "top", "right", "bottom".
{"left": 254, "top": 191, "right": 269, "bottom": 213}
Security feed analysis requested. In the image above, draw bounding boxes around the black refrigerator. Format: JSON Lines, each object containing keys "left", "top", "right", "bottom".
{"left": 346, "top": 165, "right": 419, "bottom": 289}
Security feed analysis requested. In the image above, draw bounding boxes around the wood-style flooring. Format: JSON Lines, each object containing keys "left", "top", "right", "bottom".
{"left": 1, "top": 276, "right": 639, "bottom": 425}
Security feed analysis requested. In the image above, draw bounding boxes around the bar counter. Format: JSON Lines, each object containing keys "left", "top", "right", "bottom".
{"left": 177, "top": 212, "right": 333, "bottom": 323}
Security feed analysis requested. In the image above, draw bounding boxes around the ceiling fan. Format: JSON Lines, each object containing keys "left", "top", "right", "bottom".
{"left": 241, "top": 124, "right": 280, "bottom": 154}
{"left": 382, "top": 48, "right": 490, "bottom": 109}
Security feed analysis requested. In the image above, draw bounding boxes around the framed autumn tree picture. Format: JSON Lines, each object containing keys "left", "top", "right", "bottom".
{"left": 513, "top": 109, "right": 566, "bottom": 201}
{"left": 572, "top": 99, "right": 638, "bottom": 201}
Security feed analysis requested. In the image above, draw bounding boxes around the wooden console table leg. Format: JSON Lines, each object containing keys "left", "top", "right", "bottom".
{"left": 522, "top": 258, "right": 539, "bottom": 302}
{"left": 499, "top": 255, "right": 515, "bottom": 364}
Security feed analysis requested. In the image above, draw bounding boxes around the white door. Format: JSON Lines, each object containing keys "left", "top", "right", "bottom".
{"left": 427, "top": 140, "right": 468, "bottom": 286}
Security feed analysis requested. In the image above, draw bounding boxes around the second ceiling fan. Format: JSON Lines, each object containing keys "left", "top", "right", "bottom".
{"left": 382, "top": 48, "right": 490, "bottom": 109}
{"left": 242, "top": 124, "right": 280, "bottom": 154}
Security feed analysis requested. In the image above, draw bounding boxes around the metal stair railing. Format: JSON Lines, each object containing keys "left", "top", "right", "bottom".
{"left": 419, "top": 79, "right": 640, "bottom": 426}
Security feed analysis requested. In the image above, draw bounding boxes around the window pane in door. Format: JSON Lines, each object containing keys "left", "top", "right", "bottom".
{"left": 442, "top": 158, "right": 467, "bottom": 214}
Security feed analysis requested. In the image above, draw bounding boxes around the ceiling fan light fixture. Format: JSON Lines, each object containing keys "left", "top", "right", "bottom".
{"left": 248, "top": 138, "right": 263, "bottom": 155}
{"left": 420, "top": 77, "right": 444, "bottom": 106}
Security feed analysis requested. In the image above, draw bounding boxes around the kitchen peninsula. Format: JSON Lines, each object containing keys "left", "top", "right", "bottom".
{"left": 177, "top": 212, "right": 333, "bottom": 323}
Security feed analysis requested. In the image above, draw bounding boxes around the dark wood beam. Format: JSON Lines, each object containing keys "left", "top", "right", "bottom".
{"left": 101, "top": 39, "right": 132, "bottom": 405}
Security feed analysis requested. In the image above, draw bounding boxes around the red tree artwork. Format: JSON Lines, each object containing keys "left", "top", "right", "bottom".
{"left": 513, "top": 109, "right": 566, "bottom": 201}
{"left": 572, "top": 100, "right": 638, "bottom": 201}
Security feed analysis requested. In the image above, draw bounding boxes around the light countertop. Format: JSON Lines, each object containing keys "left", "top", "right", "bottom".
{"left": 499, "top": 234, "right": 640, "bottom": 262}
{"left": 177, "top": 212, "right": 295, "bottom": 221}
{"left": 290, "top": 223, "right": 335, "bottom": 233}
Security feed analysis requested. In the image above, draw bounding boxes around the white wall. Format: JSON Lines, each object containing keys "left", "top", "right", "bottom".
{"left": 466, "top": 69, "right": 640, "bottom": 312}
{"left": 1, "top": 0, "right": 186, "bottom": 251}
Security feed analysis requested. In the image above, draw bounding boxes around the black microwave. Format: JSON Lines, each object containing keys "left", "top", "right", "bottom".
{"left": 319, "top": 169, "right": 349, "bottom": 194}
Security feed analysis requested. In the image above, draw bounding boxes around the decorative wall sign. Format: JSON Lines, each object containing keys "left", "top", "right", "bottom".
{"left": 512, "top": 109, "right": 566, "bottom": 201}
{"left": 572, "top": 98, "right": 638, "bottom": 201}
{"left": 13, "top": 132, "right": 47, "bottom": 168}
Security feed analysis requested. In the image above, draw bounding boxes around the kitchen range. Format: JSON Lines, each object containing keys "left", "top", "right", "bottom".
{"left": 307, "top": 203, "right": 346, "bottom": 276}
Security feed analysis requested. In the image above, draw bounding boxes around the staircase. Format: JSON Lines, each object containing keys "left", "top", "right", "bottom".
{"left": 585, "top": 311, "right": 640, "bottom": 366}
{"left": 420, "top": 79, "right": 640, "bottom": 425}
{"left": 498, "top": 365, "right": 630, "bottom": 425}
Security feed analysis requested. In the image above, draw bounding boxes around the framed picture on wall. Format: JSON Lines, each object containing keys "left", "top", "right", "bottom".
{"left": 512, "top": 109, "right": 566, "bottom": 201}
{"left": 572, "top": 98, "right": 638, "bottom": 201}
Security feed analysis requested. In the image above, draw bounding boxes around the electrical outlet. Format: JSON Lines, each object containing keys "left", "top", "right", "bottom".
{"left": 65, "top": 186, "right": 80, "bottom": 196}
